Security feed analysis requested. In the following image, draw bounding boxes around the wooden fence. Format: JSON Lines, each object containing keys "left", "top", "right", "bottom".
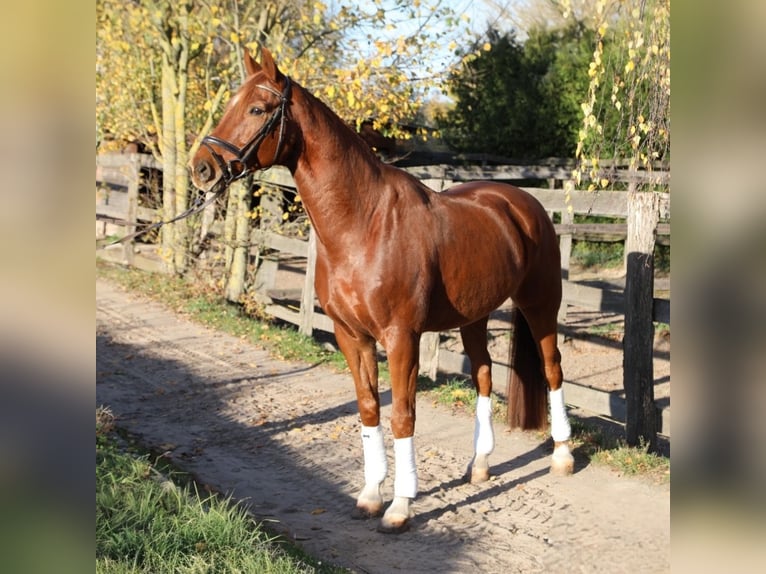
{"left": 96, "top": 154, "right": 670, "bottom": 438}
{"left": 96, "top": 153, "right": 163, "bottom": 267}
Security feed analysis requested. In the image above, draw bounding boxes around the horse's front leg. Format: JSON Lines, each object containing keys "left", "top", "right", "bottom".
{"left": 378, "top": 328, "right": 420, "bottom": 534}
{"left": 334, "top": 326, "right": 387, "bottom": 518}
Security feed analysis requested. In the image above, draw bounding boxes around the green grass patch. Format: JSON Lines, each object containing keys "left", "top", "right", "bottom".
{"left": 418, "top": 375, "right": 506, "bottom": 422}
{"left": 571, "top": 239, "right": 624, "bottom": 270}
{"left": 96, "top": 407, "right": 347, "bottom": 573}
{"left": 568, "top": 418, "right": 669, "bottom": 483}
{"left": 591, "top": 440, "right": 670, "bottom": 481}
{"left": 418, "top": 378, "right": 669, "bottom": 482}
{"left": 97, "top": 260, "right": 348, "bottom": 372}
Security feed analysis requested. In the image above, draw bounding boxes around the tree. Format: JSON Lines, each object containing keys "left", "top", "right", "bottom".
{"left": 97, "top": 0, "right": 224, "bottom": 274}
{"left": 438, "top": 24, "right": 595, "bottom": 159}
{"left": 568, "top": 0, "right": 670, "bottom": 189}
{"left": 97, "top": 0, "right": 469, "bottom": 287}
{"left": 563, "top": 0, "right": 669, "bottom": 452}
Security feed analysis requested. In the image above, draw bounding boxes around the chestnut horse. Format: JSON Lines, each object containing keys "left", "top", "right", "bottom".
{"left": 190, "top": 48, "right": 574, "bottom": 533}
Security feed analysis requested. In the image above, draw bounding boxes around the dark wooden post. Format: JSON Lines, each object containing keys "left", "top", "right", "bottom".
{"left": 623, "top": 191, "right": 660, "bottom": 450}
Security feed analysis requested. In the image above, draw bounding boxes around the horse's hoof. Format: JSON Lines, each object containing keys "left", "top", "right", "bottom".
{"left": 351, "top": 504, "right": 383, "bottom": 520}
{"left": 377, "top": 514, "right": 410, "bottom": 534}
{"left": 377, "top": 496, "right": 411, "bottom": 533}
{"left": 470, "top": 466, "right": 491, "bottom": 484}
{"left": 550, "top": 443, "right": 575, "bottom": 476}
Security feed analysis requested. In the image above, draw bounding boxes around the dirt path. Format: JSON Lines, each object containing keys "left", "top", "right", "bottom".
{"left": 96, "top": 279, "right": 669, "bottom": 573}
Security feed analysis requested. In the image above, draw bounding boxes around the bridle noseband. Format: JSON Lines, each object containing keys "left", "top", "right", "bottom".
{"left": 201, "top": 76, "right": 292, "bottom": 187}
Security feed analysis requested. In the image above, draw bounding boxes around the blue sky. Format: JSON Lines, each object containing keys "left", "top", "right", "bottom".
{"left": 346, "top": 0, "right": 495, "bottom": 66}
{"left": 343, "top": 0, "right": 498, "bottom": 97}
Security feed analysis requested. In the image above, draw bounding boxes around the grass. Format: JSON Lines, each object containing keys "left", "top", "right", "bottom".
{"left": 568, "top": 213, "right": 671, "bottom": 274}
{"left": 97, "top": 260, "right": 348, "bottom": 372}
{"left": 418, "top": 375, "right": 669, "bottom": 483}
{"left": 97, "top": 261, "right": 669, "bottom": 483}
{"left": 96, "top": 407, "right": 347, "bottom": 574}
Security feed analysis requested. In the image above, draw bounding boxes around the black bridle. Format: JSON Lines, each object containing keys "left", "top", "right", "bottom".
{"left": 201, "top": 76, "right": 292, "bottom": 187}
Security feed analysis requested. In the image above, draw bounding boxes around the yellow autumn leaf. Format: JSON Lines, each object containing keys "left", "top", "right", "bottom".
{"left": 482, "top": 42, "right": 491, "bottom": 51}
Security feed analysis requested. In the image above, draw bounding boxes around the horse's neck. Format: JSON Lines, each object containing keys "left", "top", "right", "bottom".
{"left": 290, "top": 87, "right": 384, "bottom": 240}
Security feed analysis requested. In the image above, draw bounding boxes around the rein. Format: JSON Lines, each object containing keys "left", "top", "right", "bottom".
{"left": 99, "top": 77, "right": 292, "bottom": 250}
{"left": 201, "top": 77, "right": 292, "bottom": 187}
{"left": 97, "top": 189, "right": 223, "bottom": 248}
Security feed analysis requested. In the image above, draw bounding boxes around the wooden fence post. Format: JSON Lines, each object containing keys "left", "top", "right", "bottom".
{"left": 558, "top": 209, "right": 573, "bottom": 331}
{"left": 419, "top": 332, "right": 440, "bottom": 380}
{"left": 624, "top": 191, "right": 660, "bottom": 450}
{"left": 299, "top": 227, "right": 318, "bottom": 336}
{"left": 123, "top": 154, "right": 140, "bottom": 265}
{"left": 251, "top": 191, "right": 281, "bottom": 301}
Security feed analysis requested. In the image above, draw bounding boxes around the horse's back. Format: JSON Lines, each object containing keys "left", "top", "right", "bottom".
{"left": 436, "top": 181, "right": 558, "bottom": 263}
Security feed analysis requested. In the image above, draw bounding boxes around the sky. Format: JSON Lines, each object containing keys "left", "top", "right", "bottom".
{"left": 345, "top": 0, "right": 500, "bottom": 97}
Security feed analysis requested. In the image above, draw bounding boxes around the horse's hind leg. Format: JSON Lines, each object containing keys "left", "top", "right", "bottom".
{"left": 460, "top": 317, "right": 495, "bottom": 483}
{"left": 521, "top": 305, "right": 575, "bottom": 475}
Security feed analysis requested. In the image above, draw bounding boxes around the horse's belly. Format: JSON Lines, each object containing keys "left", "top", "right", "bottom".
{"left": 423, "top": 288, "right": 511, "bottom": 332}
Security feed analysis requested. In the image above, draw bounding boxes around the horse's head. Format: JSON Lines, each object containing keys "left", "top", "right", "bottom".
{"left": 190, "top": 48, "right": 294, "bottom": 193}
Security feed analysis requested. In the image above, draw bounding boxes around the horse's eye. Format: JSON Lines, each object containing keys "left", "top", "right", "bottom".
{"left": 249, "top": 106, "right": 264, "bottom": 116}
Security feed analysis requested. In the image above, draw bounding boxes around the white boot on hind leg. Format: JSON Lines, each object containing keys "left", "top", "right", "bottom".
{"left": 469, "top": 395, "right": 494, "bottom": 483}
{"left": 549, "top": 388, "right": 575, "bottom": 475}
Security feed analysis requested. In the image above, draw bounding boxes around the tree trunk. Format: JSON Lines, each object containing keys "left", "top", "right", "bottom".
{"left": 160, "top": 58, "right": 178, "bottom": 274}
{"left": 225, "top": 179, "right": 252, "bottom": 302}
{"left": 172, "top": 7, "right": 191, "bottom": 273}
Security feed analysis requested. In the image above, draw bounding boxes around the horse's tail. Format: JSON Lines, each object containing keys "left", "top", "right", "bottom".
{"left": 507, "top": 307, "right": 549, "bottom": 430}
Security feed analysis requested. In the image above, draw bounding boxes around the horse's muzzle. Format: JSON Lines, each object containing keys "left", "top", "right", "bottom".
{"left": 193, "top": 158, "right": 215, "bottom": 184}
{"left": 189, "top": 148, "right": 229, "bottom": 194}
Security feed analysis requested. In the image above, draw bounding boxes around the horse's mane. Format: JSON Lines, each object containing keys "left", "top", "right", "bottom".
{"left": 297, "top": 83, "right": 387, "bottom": 166}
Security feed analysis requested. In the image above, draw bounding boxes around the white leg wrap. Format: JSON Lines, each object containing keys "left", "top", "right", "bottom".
{"left": 473, "top": 395, "right": 495, "bottom": 455}
{"left": 393, "top": 437, "right": 418, "bottom": 499}
{"left": 549, "top": 388, "right": 571, "bottom": 442}
{"left": 361, "top": 425, "right": 387, "bottom": 485}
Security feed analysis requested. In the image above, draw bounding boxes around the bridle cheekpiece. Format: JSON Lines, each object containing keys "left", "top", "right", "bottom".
{"left": 201, "top": 76, "right": 292, "bottom": 187}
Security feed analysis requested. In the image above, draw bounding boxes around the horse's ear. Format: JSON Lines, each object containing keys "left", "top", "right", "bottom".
{"left": 260, "top": 47, "right": 284, "bottom": 82}
{"left": 244, "top": 48, "right": 261, "bottom": 77}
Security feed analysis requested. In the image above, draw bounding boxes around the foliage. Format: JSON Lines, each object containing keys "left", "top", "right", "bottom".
{"left": 438, "top": 0, "right": 669, "bottom": 186}
{"left": 97, "top": 0, "right": 470, "bottom": 277}
{"left": 438, "top": 23, "right": 595, "bottom": 159}
{"left": 566, "top": 0, "right": 670, "bottom": 191}
{"left": 96, "top": 0, "right": 470, "bottom": 150}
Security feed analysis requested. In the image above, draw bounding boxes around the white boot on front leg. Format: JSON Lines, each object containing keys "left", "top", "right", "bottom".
{"left": 469, "top": 395, "right": 494, "bottom": 483}
{"left": 354, "top": 425, "right": 387, "bottom": 518}
{"left": 549, "top": 388, "right": 575, "bottom": 475}
{"left": 379, "top": 437, "right": 417, "bottom": 533}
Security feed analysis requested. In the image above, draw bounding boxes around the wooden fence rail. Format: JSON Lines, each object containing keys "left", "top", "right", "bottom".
{"left": 96, "top": 155, "right": 670, "bottom": 439}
